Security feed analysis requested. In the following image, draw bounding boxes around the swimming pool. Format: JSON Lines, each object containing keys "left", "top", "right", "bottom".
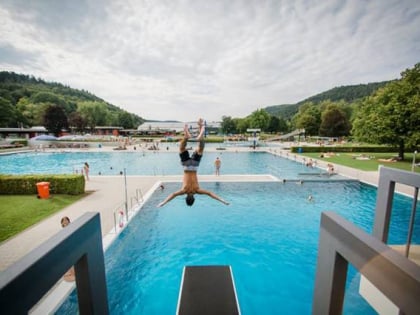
{"left": 56, "top": 181, "right": 419, "bottom": 314}
{"left": 0, "top": 151, "right": 339, "bottom": 179}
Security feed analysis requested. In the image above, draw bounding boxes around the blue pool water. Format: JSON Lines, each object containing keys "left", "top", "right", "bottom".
{"left": 0, "top": 151, "right": 335, "bottom": 179}
{"left": 57, "top": 181, "right": 419, "bottom": 315}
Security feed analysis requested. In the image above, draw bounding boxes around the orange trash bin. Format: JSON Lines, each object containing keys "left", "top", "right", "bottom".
{"left": 36, "top": 182, "right": 50, "bottom": 199}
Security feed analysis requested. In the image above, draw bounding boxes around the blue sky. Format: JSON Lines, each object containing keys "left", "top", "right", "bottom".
{"left": 0, "top": 0, "right": 419, "bottom": 122}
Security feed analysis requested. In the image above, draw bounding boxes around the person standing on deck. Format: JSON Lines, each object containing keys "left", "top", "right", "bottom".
{"left": 214, "top": 157, "right": 221, "bottom": 176}
{"left": 83, "top": 162, "right": 90, "bottom": 181}
{"left": 157, "top": 118, "right": 229, "bottom": 207}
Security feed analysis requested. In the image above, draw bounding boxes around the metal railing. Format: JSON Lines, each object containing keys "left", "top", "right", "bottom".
{"left": 130, "top": 188, "right": 143, "bottom": 208}
{"left": 136, "top": 188, "right": 144, "bottom": 203}
{"left": 312, "top": 211, "right": 420, "bottom": 315}
{"left": 113, "top": 188, "right": 144, "bottom": 233}
{"left": 373, "top": 167, "right": 420, "bottom": 257}
{"left": 0, "top": 212, "right": 109, "bottom": 314}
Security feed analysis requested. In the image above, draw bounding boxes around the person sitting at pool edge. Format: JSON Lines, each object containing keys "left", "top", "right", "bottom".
{"left": 157, "top": 118, "right": 229, "bottom": 207}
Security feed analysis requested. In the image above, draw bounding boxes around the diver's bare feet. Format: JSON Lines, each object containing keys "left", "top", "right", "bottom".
{"left": 184, "top": 124, "right": 191, "bottom": 139}
{"left": 197, "top": 119, "right": 205, "bottom": 140}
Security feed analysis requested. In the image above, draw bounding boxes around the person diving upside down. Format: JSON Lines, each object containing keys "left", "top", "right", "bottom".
{"left": 157, "top": 118, "right": 229, "bottom": 207}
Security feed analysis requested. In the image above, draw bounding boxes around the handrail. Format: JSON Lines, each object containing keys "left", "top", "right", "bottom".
{"left": 130, "top": 196, "right": 139, "bottom": 209}
{"left": 405, "top": 187, "right": 418, "bottom": 257}
{"left": 136, "top": 188, "right": 144, "bottom": 202}
{"left": 0, "top": 212, "right": 109, "bottom": 314}
{"left": 312, "top": 211, "right": 420, "bottom": 315}
{"left": 373, "top": 167, "right": 420, "bottom": 257}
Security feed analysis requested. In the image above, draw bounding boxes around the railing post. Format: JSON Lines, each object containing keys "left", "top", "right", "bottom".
{"left": 313, "top": 212, "right": 420, "bottom": 315}
{"left": 0, "top": 212, "right": 109, "bottom": 314}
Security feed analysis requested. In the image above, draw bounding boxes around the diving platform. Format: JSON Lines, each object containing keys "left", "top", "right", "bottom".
{"left": 177, "top": 265, "right": 241, "bottom": 315}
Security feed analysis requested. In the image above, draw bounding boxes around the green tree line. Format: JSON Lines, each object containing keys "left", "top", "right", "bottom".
{"left": 220, "top": 63, "right": 419, "bottom": 159}
{"left": 264, "top": 81, "right": 391, "bottom": 120}
{"left": 0, "top": 72, "right": 144, "bottom": 133}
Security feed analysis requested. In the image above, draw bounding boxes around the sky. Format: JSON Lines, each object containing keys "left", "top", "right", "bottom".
{"left": 0, "top": 0, "right": 419, "bottom": 122}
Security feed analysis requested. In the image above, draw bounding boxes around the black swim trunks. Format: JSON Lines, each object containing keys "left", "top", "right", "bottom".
{"left": 180, "top": 150, "right": 202, "bottom": 171}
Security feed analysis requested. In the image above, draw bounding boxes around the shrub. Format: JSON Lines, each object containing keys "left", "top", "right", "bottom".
{"left": 290, "top": 146, "right": 399, "bottom": 153}
{"left": 0, "top": 174, "right": 85, "bottom": 195}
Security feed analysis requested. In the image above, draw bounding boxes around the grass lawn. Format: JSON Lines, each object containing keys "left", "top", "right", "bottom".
{"left": 0, "top": 194, "right": 87, "bottom": 242}
{"left": 302, "top": 152, "right": 420, "bottom": 172}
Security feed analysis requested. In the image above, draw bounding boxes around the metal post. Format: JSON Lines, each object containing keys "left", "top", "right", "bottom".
{"left": 405, "top": 187, "right": 418, "bottom": 257}
{"left": 124, "top": 168, "right": 128, "bottom": 221}
{"left": 113, "top": 211, "right": 117, "bottom": 234}
{"left": 412, "top": 151, "right": 417, "bottom": 172}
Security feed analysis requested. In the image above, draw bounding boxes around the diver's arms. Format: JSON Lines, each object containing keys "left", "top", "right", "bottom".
{"left": 157, "top": 190, "right": 185, "bottom": 207}
{"left": 197, "top": 188, "right": 230, "bottom": 205}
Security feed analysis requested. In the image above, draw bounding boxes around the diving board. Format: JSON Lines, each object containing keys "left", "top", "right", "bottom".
{"left": 177, "top": 265, "right": 241, "bottom": 315}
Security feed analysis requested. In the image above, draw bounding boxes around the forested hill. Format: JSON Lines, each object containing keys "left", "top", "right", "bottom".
{"left": 0, "top": 71, "right": 144, "bottom": 129}
{"left": 265, "top": 81, "right": 392, "bottom": 120}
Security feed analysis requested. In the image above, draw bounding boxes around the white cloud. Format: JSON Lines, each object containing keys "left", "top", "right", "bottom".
{"left": 0, "top": 0, "right": 419, "bottom": 122}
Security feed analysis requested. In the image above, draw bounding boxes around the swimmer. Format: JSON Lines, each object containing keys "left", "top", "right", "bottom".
{"left": 308, "top": 195, "right": 314, "bottom": 202}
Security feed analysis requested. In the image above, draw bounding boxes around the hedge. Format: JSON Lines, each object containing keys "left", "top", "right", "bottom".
{"left": 159, "top": 137, "right": 224, "bottom": 143}
{"left": 0, "top": 174, "right": 85, "bottom": 195}
{"left": 290, "top": 146, "right": 400, "bottom": 153}
{"left": 10, "top": 139, "right": 28, "bottom": 146}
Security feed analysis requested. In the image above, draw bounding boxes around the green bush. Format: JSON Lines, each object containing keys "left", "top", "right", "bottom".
{"left": 0, "top": 174, "right": 85, "bottom": 195}
{"left": 160, "top": 137, "right": 224, "bottom": 143}
{"left": 290, "top": 146, "right": 399, "bottom": 153}
{"left": 10, "top": 139, "right": 28, "bottom": 146}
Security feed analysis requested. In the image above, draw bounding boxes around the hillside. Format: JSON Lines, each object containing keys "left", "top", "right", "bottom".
{"left": 0, "top": 71, "right": 144, "bottom": 129}
{"left": 264, "top": 81, "right": 392, "bottom": 120}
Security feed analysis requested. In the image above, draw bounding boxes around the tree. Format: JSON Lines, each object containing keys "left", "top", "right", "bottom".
{"left": 118, "top": 111, "right": 134, "bottom": 129}
{"left": 235, "top": 117, "right": 250, "bottom": 133}
{"left": 248, "top": 109, "right": 270, "bottom": 131}
{"left": 68, "top": 112, "right": 86, "bottom": 133}
{"left": 16, "top": 98, "right": 45, "bottom": 126}
{"left": 0, "top": 97, "right": 17, "bottom": 127}
{"left": 266, "top": 115, "right": 280, "bottom": 133}
{"left": 294, "top": 102, "right": 321, "bottom": 136}
{"left": 352, "top": 63, "right": 420, "bottom": 159}
{"left": 78, "top": 101, "right": 108, "bottom": 129}
{"left": 221, "top": 116, "right": 237, "bottom": 134}
{"left": 319, "top": 104, "right": 351, "bottom": 137}
{"left": 31, "top": 91, "right": 71, "bottom": 112}
{"left": 43, "top": 105, "right": 68, "bottom": 136}
{"left": 266, "top": 115, "right": 288, "bottom": 133}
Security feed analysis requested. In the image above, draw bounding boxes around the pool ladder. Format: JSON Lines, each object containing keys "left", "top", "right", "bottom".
{"left": 113, "top": 188, "right": 144, "bottom": 233}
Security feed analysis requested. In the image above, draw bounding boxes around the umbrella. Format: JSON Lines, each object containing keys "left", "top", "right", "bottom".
{"left": 32, "top": 135, "right": 58, "bottom": 141}
{"left": 57, "top": 135, "right": 75, "bottom": 140}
